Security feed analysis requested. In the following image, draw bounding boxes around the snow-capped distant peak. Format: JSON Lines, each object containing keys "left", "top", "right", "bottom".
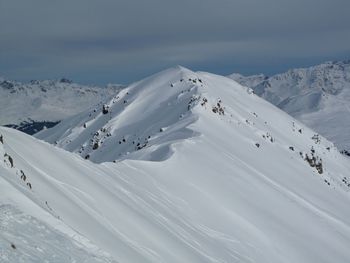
{"left": 0, "top": 77, "right": 123, "bottom": 134}
{"left": 228, "top": 72, "right": 268, "bottom": 88}
{"left": 228, "top": 60, "right": 350, "bottom": 152}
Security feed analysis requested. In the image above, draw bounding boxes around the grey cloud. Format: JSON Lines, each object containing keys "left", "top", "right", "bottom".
{"left": 0, "top": 0, "right": 349, "bottom": 84}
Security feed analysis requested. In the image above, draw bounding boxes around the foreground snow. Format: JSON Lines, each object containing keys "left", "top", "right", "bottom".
{"left": 1, "top": 67, "right": 350, "bottom": 262}
{"left": 0, "top": 205, "right": 114, "bottom": 263}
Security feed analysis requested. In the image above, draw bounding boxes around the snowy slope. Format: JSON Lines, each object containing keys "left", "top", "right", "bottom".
{"left": 0, "top": 134, "right": 116, "bottom": 262}
{"left": 0, "top": 66, "right": 345, "bottom": 262}
{"left": 229, "top": 60, "right": 350, "bottom": 152}
{"left": 0, "top": 78, "right": 122, "bottom": 134}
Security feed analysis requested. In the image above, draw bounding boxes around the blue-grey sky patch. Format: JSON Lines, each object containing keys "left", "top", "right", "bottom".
{"left": 1, "top": 0, "right": 350, "bottom": 84}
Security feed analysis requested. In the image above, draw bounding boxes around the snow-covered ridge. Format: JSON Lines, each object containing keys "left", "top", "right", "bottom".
{"left": 229, "top": 60, "right": 350, "bottom": 152}
{"left": 37, "top": 65, "right": 350, "bottom": 164}
{"left": 0, "top": 77, "right": 123, "bottom": 133}
{"left": 2, "top": 67, "right": 350, "bottom": 262}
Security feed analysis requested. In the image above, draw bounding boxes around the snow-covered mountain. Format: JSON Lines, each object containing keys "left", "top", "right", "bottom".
{"left": 228, "top": 73, "right": 268, "bottom": 88}
{"left": 0, "top": 77, "right": 122, "bottom": 134}
{"left": 1, "top": 66, "right": 348, "bottom": 262}
{"left": 229, "top": 60, "right": 350, "bottom": 153}
{"left": 36, "top": 67, "right": 204, "bottom": 163}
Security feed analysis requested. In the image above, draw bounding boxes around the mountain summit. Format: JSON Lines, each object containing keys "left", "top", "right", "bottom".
{"left": 37, "top": 66, "right": 202, "bottom": 162}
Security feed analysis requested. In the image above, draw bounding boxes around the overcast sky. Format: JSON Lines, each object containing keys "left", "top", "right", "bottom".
{"left": 1, "top": 0, "right": 350, "bottom": 85}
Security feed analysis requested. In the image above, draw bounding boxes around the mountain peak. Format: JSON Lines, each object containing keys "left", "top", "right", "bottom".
{"left": 36, "top": 66, "right": 207, "bottom": 162}
{"left": 35, "top": 66, "right": 337, "bottom": 165}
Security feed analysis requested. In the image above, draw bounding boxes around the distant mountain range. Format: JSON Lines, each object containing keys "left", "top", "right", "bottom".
{"left": 0, "top": 77, "right": 122, "bottom": 134}
{"left": 229, "top": 60, "right": 350, "bottom": 153}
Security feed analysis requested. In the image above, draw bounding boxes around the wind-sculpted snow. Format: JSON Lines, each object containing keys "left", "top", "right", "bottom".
{"left": 1, "top": 67, "right": 350, "bottom": 262}
{"left": 229, "top": 60, "right": 350, "bottom": 152}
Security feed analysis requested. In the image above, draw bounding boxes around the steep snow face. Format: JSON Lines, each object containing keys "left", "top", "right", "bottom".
{"left": 228, "top": 60, "right": 350, "bottom": 152}
{"left": 0, "top": 78, "right": 122, "bottom": 133}
{"left": 1, "top": 65, "right": 350, "bottom": 262}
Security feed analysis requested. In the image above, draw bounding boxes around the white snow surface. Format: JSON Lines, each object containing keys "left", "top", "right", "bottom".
{"left": 0, "top": 78, "right": 121, "bottom": 126}
{"left": 229, "top": 60, "right": 350, "bottom": 152}
{"left": 1, "top": 66, "right": 350, "bottom": 262}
